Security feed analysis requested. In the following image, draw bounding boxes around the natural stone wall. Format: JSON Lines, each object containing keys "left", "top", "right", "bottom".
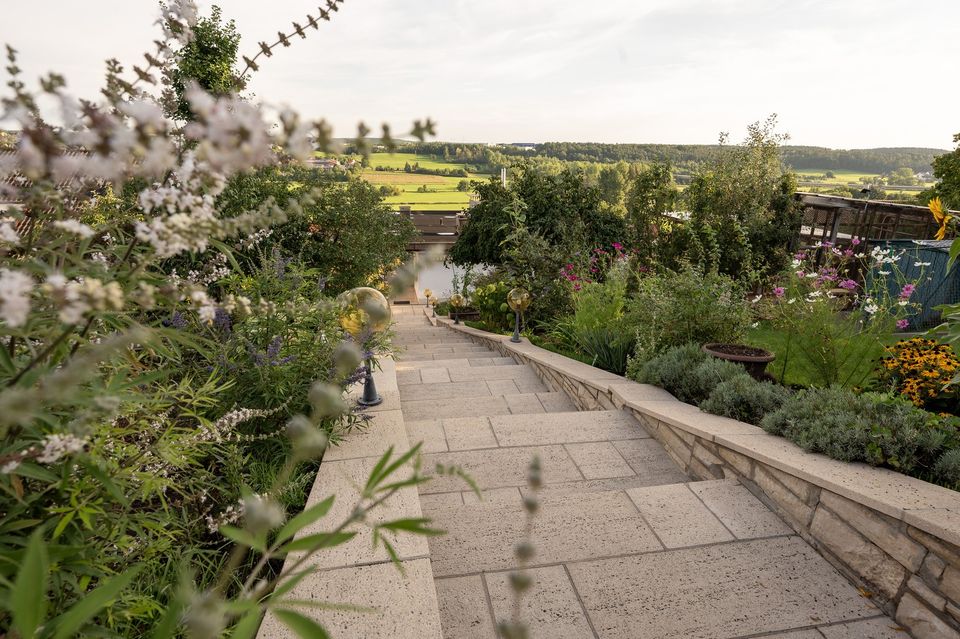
{"left": 436, "top": 312, "right": 960, "bottom": 639}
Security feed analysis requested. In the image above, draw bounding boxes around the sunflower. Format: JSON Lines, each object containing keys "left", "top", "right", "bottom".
{"left": 930, "top": 197, "right": 953, "bottom": 240}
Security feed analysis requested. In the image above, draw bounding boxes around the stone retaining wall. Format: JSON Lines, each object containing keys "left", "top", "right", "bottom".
{"left": 436, "top": 312, "right": 960, "bottom": 639}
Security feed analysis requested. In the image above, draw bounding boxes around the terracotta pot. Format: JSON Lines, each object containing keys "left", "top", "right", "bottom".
{"left": 702, "top": 343, "right": 776, "bottom": 381}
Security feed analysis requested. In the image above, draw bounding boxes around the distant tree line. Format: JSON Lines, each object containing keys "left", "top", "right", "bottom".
{"left": 407, "top": 141, "right": 944, "bottom": 175}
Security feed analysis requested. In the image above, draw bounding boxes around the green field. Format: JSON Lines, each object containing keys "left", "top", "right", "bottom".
{"left": 360, "top": 152, "right": 489, "bottom": 210}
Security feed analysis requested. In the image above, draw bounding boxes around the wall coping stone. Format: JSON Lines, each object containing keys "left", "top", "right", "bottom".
{"left": 436, "top": 313, "right": 960, "bottom": 549}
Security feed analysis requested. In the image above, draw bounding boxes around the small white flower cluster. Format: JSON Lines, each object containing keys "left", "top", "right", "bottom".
{"left": 36, "top": 433, "right": 87, "bottom": 464}
{"left": 52, "top": 219, "right": 95, "bottom": 239}
{"left": 0, "top": 217, "right": 20, "bottom": 245}
{"left": 189, "top": 290, "right": 218, "bottom": 324}
{"left": 0, "top": 268, "right": 34, "bottom": 327}
{"left": 206, "top": 498, "right": 245, "bottom": 533}
{"left": 238, "top": 228, "right": 272, "bottom": 250}
{"left": 870, "top": 246, "right": 901, "bottom": 266}
{"left": 44, "top": 274, "right": 124, "bottom": 324}
{"left": 194, "top": 404, "right": 288, "bottom": 444}
{"left": 187, "top": 252, "right": 230, "bottom": 285}
{"left": 184, "top": 86, "right": 276, "bottom": 175}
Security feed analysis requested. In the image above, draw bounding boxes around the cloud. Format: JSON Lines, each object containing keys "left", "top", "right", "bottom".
{"left": 1, "top": 0, "right": 957, "bottom": 147}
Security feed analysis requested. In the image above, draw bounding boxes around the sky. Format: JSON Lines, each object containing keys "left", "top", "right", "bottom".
{"left": 2, "top": 0, "right": 958, "bottom": 149}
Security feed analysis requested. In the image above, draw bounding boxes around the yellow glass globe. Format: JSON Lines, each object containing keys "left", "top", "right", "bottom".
{"left": 450, "top": 293, "right": 465, "bottom": 308}
{"left": 337, "top": 287, "right": 392, "bottom": 338}
{"left": 507, "top": 287, "right": 531, "bottom": 312}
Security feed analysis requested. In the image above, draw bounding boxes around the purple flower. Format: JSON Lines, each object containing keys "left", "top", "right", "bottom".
{"left": 213, "top": 307, "right": 232, "bottom": 334}
{"left": 896, "top": 319, "right": 910, "bottom": 330}
{"left": 839, "top": 279, "right": 857, "bottom": 290}
{"left": 163, "top": 311, "right": 188, "bottom": 329}
{"left": 899, "top": 284, "right": 916, "bottom": 300}
{"left": 773, "top": 287, "right": 785, "bottom": 298}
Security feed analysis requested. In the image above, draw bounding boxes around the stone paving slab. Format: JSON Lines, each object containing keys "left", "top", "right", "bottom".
{"left": 486, "top": 566, "right": 594, "bottom": 638}
{"left": 257, "top": 559, "right": 442, "bottom": 639}
{"left": 402, "top": 392, "right": 574, "bottom": 420}
{"left": 627, "top": 482, "right": 735, "bottom": 548}
{"left": 425, "top": 490, "right": 663, "bottom": 576}
{"left": 323, "top": 409, "right": 409, "bottom": 462}
{"left": 434, "top": 576, "right": 496, "bottom": 639}
{"left": 421, "top": 445, "right": 584, "bottom": 494}
{"left": 567, "top": 536, "right": 881, "bottom": 639}
{"left": 818, "top": 616, "right": 907, "bottom": 637}
{"left": 612, "top": 438, "right": 692, "bottom": 483}
{"left": 489, "top": 410, "right": 646, "bottom": 447}
{"left": 689, "top": 479, "right": 792, "bottom": 539}
{"left": 399, "top": 350, "right": 504, "bottom": 362}
{"left": 395, "top": 356, "right": 517, "bottom": 370}
{"left": 565, "top": 442, "right": 635, "bottom": 479}
{"left": 304, "top": 455, "right": 429, "bottom": 570}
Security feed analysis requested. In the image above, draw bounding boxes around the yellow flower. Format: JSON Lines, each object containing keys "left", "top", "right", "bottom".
{"left": 930, "top": 197, "right": 953, "bottom": 240}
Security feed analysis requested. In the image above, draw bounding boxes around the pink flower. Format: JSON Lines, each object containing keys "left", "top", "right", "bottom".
{"left": 843, "top": 249, "right": 854, "bottom": 257}
{"left": 896, "top": 319, "right": 909, "bottom": 330}
{"left": 573, "top": 283, "right": 582, "bottom": 291}
{"left": 773, "top": 287, "right": 785, "bottom": 298}
{"left": 839, "top": 279, "right": 857, "bottom": 290}
{"left": 851, "top": 237, "right": 861, "bottom": 246}
{"left": 899, "top": 284, "right": 915, "bottom": 299}
{"left": 612, "top": 242, "right": 623, "bottom": 251}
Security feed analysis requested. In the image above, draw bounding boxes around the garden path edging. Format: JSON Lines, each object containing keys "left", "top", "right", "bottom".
{"left": 435, "top": 310, "right": 960, "bottom": 638}
{"left": 257, "top": 356, "right": 444, "bottom": 639}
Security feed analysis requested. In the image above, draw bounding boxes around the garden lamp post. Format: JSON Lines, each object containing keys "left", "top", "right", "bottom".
{"left": 430, "top": 296, "right": 438, "bottom": 317}
{"left": 423, "top": 288, "right": 433, "bottom": 308}
{"left": 507, "top": 287, "right": 531, "bottom": 343}
{"left": 450, "top": 293, "right": 465, "bottom": 325}
{"left": 338, "top": 287, "right": 392, "bottom": 407}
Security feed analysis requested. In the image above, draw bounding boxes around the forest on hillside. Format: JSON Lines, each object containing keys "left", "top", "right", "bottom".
{"left": 407, "top": 141, "right": 946, "bottom": 174}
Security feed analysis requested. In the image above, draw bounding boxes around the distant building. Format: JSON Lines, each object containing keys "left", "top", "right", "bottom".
{"left": 507, "top": 143, "right": 537, "bottom": 151}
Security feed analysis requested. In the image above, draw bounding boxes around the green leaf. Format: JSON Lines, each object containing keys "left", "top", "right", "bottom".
{"left": 368, "top": 443, "right": 422, "bottom": 494}
{"left": 12, "top": 530, "right": 48, "bottom": 639}
{"left": 275, "top": 495, "right": 334, "bottom": 545}
{"left": 378, "top": 518, "right": 444, "bottom": 536}
{"left": 0, "top": 344, "right": 15, "bottom": 375}
{"left": 149, "top": 595, "right": 183, "bottom": 639}
{"left": 280, "top": 531, "right": 356, "bottom": 553}
{"left": 268, "top": 567, "right": 315, "bottom": 601}
{"left": 229, "top": 609, "right": 264, "bottom": 639}
{"left": 274, "top": 609, "right": 331, "bottom": 639}
{"left": 949, "top": 238, "right": 960, "bottom": 272}
{"left": 220, "top": 525, "right": 264, "bottom": 551}
{"left": 52, "top": 565, "right": 142, "bottom": 639}
{"left": 363, "top": 445, "right": 395, "bottom": 493}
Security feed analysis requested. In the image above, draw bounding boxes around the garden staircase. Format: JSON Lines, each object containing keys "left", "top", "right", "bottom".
{"left": 391, "top": 307, "right": 903, "bottom": 639}
{"left": 258, "top": 306, "right": 904, "bottom": 639}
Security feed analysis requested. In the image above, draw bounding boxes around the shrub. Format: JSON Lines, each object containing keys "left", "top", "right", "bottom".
{"left": 877, "top": 338, "right": 960, "bottom": 412}
{"left": 470, "top": 278, "right": 514, "bottom": 332}
{"left": 760, "top": 387, "right": 955, "bottom": 476}
{"left": 933, "top": 449, "right": 960, "bottom": 489}
{"left": 701, "top": 375, "right": 792, "bottom": 425}
{"left": 551, "top": 261, "right": 633, "bottom": 374}
{"left": 626, "top": 266, "right": 751, "bottom": 362}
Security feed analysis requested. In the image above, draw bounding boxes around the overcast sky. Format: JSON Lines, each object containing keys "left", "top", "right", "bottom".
{"left": 2, "top": 1, "right": 957, "bottom": 149}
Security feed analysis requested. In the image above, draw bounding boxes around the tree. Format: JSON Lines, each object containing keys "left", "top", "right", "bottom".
{"left": 456, "top": 179, "right": 470, "bottom": 192}
{"left": 625, "top": 162, "right": 678, "bottom": 259}
{"left": 450, "top": 164, "right": 625, "bottom": 266}
{"left": 931, "top": 135, "right": 960, "bottom": 209}
{"left": 163, "top": 5, "right": 241, "bottom": 120}
{"left": 598, "top": 164, "right": 627, "bottom": 210}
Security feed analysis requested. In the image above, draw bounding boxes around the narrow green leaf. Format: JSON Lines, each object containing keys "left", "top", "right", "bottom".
{"left": 229, "top": 609, "right": 263, "bottom": 639}
{"left": 275, "top": 495, "right": 335, "bottom": 545}
{"left": 269, "top": 567, "right": 315, "bottom": 601}
{"left": 52, "top": 565, "right": 142, "bottom": 639}
{"left": 274, "top": 609, "right": 331, "bottom": 639}
{"left": 363, "top": 446, "right": 395, "bottom": 493}
{"left": 149, "top": 595, "right": 183, "bottom": 639}
{"left": 220, "top": 525, "right": 263, "bottom": 551}
{"left": 949, "top": 238, "right": 960, "bottom": 272}
{"left": 379, "top": 518, "right": 444, "bottom": 536}
{"left": 0, "top": 344, "right": 15, "bottom": 374}
{"left": 280, "top": 531, "right": 356, "bottom": 553}
{"left": 369, "top": 443, "right": 422, "bottom": 493}
{"left": 12, "top": 530, "right": 48, "bottom": 639}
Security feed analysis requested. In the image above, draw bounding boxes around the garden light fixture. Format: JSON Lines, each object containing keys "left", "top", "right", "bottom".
{"left": 507, "top": 287, "right": 531, "bottom": 343}
{"left": 337, "top": 287, "right": 391, "bottom": 406}
{"left": 450, "top": 293, "right": 465, "bottom": 324}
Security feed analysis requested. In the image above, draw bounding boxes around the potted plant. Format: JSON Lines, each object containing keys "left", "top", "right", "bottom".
{"left": 702, "top": 343, "right": 776, "bottom": 381}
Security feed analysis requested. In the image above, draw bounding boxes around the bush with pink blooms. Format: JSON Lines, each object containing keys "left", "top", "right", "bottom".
{"left": 763, "top": 239, "right": 926, "bottom": 387}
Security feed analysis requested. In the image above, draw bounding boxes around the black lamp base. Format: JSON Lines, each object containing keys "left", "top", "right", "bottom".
{"left": 357, "top": 360, "right": 382, "bottom": 406}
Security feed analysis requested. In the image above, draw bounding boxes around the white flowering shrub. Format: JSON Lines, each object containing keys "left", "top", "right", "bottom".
{"left": 0, "top": 2, "right": 445, "bottom": 637}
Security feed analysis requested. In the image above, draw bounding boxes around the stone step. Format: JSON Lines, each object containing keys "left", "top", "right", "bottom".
{"left": 397, "top": 364, "right": 545, "bottom": 386}
{"left": 398, "top": 375, "right": 548, "bottom": 401}
{"left": 394, "top": 337, "right": 478, "bottom": 347}
{"left": 401, "top": 391, "right": 576, "bottom": 420}
{"left": 398, "top": 348, "right": 503, "bottom": 362}
{"left": 395, "top": 356, "right": 517, "bottom": 371}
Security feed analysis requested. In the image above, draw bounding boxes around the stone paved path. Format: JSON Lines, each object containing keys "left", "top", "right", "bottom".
{"left": 392, "top": 307, "right": 903, "bottom": 639}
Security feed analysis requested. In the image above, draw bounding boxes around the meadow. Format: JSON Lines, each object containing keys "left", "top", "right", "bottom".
{"left": 360, "top": 152, "right": 490, "bottom": 210}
